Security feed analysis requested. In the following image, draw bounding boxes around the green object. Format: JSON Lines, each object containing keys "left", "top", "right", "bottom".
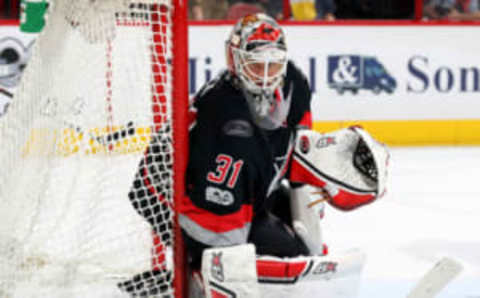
{"left": 20, "top": 0, "right": 48, "bottom": 33}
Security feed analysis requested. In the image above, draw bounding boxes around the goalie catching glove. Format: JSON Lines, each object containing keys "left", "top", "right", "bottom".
{"left": 289, "top": 127, "right": 389, "bottom": 211}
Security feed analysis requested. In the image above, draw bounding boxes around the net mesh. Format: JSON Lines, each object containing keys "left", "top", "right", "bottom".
{"left": 0, "top": 1, "right": 184, "bottom": 297}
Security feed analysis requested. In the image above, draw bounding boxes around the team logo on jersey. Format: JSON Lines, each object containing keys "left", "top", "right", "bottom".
{"left": 211, "top": 252, "right": 225, "bottom": 282}
{"left": 223, "top": 119, "right": 253, "bottom": 137}
{"left": 299, "top": 135, "right": 310, "bottom": 154}
{"left": 206, "top": 186, "right": 234, "bottom": 206}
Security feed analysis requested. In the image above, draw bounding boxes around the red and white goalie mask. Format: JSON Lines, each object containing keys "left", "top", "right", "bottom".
{"left": 226, "top": 13, "right": 288, "bottom": 129}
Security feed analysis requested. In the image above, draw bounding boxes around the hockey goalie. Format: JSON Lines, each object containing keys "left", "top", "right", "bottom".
{"left": 182, "top": 124, "right": 389, "bottom": 298}
{"left": 127, "top": 13, "right": 389, "bottom": 298}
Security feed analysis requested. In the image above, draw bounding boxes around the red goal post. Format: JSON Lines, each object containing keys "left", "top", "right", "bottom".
{"left": 171, "top": 0, "right": 189, "bottom": 297}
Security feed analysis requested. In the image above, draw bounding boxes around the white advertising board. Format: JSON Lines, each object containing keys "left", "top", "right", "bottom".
{"left": 189, "top": 25, "right": 480, "bottom": 121}
{"left": 1, "top": 24, "right": 479, "bottom": 126}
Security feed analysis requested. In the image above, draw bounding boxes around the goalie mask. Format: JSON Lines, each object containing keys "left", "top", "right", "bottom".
{"left": 226, "top": 13, "right": 288, "bottom": 130}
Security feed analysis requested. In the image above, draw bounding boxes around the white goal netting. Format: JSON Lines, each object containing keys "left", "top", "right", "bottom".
{"left": 0, "top": 1, "right": 187, "bottom": 297}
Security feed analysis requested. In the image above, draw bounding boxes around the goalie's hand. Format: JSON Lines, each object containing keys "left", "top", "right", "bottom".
{"left": 289, "top": 127, "right": 389, "bottom": 211}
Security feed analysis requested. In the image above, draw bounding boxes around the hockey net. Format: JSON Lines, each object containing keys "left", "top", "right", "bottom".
{"left": 0, "top": 0, "right": 188, "bottom": 297}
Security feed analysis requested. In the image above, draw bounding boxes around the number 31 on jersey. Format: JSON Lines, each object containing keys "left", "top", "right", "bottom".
{"left": 207, "top": 154, "right": 244, "bottom": 189}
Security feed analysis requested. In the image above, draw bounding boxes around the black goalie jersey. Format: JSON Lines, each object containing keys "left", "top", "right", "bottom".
{"left": 128, "top": 61, "right": 312, "bottom": 267}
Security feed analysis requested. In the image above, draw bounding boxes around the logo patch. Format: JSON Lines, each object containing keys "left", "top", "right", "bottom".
{"left": 206, "top": 186, "right": 234, "bottom": 206}
{"left": 312, "top": 261, "right": 337, "bottom": 280}
{"left": 315, "top": 136, "right": 336, "bottom": 148}
{"left": 299, "top": 135, "right": 310, "bottom": 154}
{"left": 211, "top": 252, "right": 225, "bottom": 282}
{"left": 223, "top": 120, "right": 253, "bottom": 137}
{"left": 327, "top": 55, "right": 397, "bottom": 95}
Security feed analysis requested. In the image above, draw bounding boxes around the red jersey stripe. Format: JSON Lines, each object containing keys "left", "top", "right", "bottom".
{"left": 180, "top": 197, "right": 253, "bottom": 233}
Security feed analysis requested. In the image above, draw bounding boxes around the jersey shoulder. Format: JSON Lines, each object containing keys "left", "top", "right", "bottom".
{"left": 193, "top": 70, "right": 229, "bottom": 103}
{"left": 194, "top": 71, "right": 240, "bottom": 109}
{"left": 192, "top": 70, "right": 253, "bottom": 128}
{"left": 285, "top": 60, "right": 310, "bottom": 94}
{"left": 284, "top": 60, "right": 312, "bottom": 128}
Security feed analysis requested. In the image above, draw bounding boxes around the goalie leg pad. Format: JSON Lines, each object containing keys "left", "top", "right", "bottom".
{"left": 201, "top": 244, "right": 260, "bottom": 298}
{"left": 199, "top": 245, "right": 365, "bottom": 298}
{"left": 257, "top": 249, "right": 366, "bottom": 298}
{"left": 290, "top": 184, "right": 326, "bottom": 255}
{"left": 289, "top": 127, "right": 389, "bottom": 211}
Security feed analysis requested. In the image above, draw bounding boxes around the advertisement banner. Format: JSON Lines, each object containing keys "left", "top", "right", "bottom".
{"left": 1, "top": 23, "right": 479, "bottom": 144}
{"left": 189, "top": 25, "right": 480, "bottom": 121}
{"left": 188, "top": 24, "right": 480, "bottom": 144}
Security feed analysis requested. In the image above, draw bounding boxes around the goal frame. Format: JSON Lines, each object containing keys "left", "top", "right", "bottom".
{"left": 170, "top": 0, "right": 189, "bottom": 297}
{"left": 0, "top": 1, "right": 190, "bottom": 296}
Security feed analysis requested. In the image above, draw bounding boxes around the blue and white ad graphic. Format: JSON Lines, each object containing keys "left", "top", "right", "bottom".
{"left": 328, "top": 55, "right": 397, "bottom": 95}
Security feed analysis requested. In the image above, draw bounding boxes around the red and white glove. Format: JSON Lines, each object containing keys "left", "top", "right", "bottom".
{"left": 289, "top": 127, "right": 389, "bottom": 211}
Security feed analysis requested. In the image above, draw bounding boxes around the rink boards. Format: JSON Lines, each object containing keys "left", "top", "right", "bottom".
{"left": 1, "top": 21, "right": 480, "bottom": 146}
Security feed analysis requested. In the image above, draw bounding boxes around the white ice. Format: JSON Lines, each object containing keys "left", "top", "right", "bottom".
{"left": 324, "top": 146, "right": 480, "bottom": 298}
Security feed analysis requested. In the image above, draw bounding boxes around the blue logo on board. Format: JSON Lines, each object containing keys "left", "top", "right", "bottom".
{"left": 328, "top": 55, "right": 397, "bottom": 95}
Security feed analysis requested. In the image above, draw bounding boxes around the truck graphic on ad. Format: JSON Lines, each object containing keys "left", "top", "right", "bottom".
{"left": 328, "top": 55, "right": 396, "bottom": 95}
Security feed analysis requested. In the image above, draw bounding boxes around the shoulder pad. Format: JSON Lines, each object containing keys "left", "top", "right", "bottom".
{"left": 286, "top": 60, "right": 309, "bottom": 87}
{"left": 194, "top": 70, "right": 229, "bottom": 101}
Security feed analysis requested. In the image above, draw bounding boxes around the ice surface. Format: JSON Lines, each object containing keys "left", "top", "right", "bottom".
{"left": 323, "top": 146, "right": 480, "bottom": 298}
